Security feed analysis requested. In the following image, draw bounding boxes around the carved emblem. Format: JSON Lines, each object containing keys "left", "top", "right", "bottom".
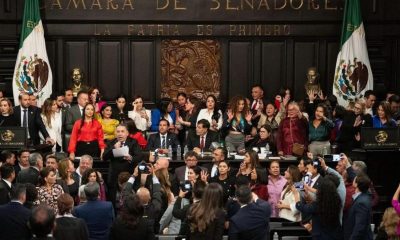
{"left": 1, "top": 130, "right": 15, "bottom": 142}
{"left": 375, "top": 131, "right": 388, "bottom": 144}
{"left": 334, "top": 57, "right": 369, "bottom": 101}
{"left": 15, "top": 54, "right": 49, "bottom": 98}
{"left": 161, "top": 40, "right": 221, "bottom": 101}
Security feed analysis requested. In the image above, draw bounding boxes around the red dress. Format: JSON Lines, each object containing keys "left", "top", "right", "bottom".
{"left": 129, "top": 132, "right": 147, "bottom": 150}
{"left": 277, "top": 117, "right": 309, "bottom": 155}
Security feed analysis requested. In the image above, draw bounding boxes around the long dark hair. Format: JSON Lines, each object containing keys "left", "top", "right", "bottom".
{"left": 317, "top": 178, "right": 342, "bottom": 228}
{"left": 81, "top": 168, "right": 101, "bottom": 185}
{"left": 38, "top": 167, "right": 56, "bottom": 186}
{"left": 118, "top": 194, "right": 144, "bottom": 229}
{"left": 188, "top": 183, "right": 224, "bottom": 232}
{"left": 206, "top": 95, "right": 221, "bottom": 122}
{"left": 79, "top": 103, "right": 95, "bottom": 131}
{"left": 246, "top": 149, "right": 260, "bottom": 169}
{"left": 123, "top": 118, "right": 140, "bottom": 135}
{"left": 158, "top": 98, "right": 172, "bottom": 116}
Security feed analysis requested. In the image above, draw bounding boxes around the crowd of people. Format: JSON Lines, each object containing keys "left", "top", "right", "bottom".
{"left": 0, "top": 85, "right": 400, "bottom": 240}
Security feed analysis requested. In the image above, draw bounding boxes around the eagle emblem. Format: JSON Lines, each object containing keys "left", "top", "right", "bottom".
{"left": 14, "top": 54, "right": 49, "bottom": 98}
{"left": 334, "top": 58, "right": 369, "bottom": 101}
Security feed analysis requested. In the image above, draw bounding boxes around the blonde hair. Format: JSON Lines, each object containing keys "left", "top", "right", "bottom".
{"left": 355, "top": 99, "right": 366, "bottom": 114}
{"left": 380, "top": 207, "right": 400, "bottom": 238}
{"left": 0, "top": 98, "right": 13, "bottom": 115}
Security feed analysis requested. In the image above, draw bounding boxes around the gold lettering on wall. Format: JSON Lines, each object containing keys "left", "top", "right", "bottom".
{"left": 66, "top": 0, "right": 87, "bottom": 9}
{"left": 197, "top": 25, "right": 213, "bottom": 36}
{"left": 90, "top": 0, "right": 103, "bottom": 9}
{"left": 210, "top": 0, "right": 221, "bottom": 10}
{"left": 241, "top": 0, "right": 254, "bottom": 10}
{"left": 122, "top": 0, "right": 134, "bottom": 9}
{"left": 226, "top": 0, "right": 239, "bottom": 10}
{"left": 274, "top": 0, "right": 286, "bottom": 10}
{"left": 51, "top": 0, "right": 62, "bottom": 9}
{"left": 308, "top": 0, "right": 319, "bottom": 10}
{"left": 325, "top": 0, "right": 337, "bottom": 10}
{"left": 161, "top": 40, "right": 221, "bottom": 101}
{"left": 258, "top": 0, "right": 270, "bottom": 10}
{"left": 157, "top": 0, "right": 169, "bottom": 10}
{"left": 174, "top": 0, "right": 187, "bottom": 10}
{"left": 107, "top": 0, "right": 119, "bottom": 10}
{"left": 290, "top": 0, "right": 303, "bottom": 10}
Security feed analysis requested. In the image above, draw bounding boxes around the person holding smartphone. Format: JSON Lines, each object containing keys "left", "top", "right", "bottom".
{"left": 128, "top": 95, "right": 151, "bottom": 133}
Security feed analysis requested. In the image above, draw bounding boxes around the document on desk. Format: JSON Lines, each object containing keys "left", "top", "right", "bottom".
{"left": 112, "top": 146, "right": 129, "bottom": 157}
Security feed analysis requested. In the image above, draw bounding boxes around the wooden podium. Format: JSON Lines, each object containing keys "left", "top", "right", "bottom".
{"left": 0, "top": 127, "right": 27, "bottom": 149}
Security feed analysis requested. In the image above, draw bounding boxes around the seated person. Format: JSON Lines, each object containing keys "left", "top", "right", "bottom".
{"left": 186, "top": 119, "right": 219, "bottom": 153}
{"left": 146, "top": 119, "right": 179, "bottom": 153}
{"left": 246, "top": 124, "right": 276, "bottom": 154}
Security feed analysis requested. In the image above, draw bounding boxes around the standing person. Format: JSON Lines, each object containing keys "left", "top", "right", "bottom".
{"left": 14, "top": 92, "right": 54, "bottom": 146}
{"left": 249, "top": 85, "right": 266, "bottom": 126}
{"left": 79, "top": 169, "right": 107, "bottom": 203}
{"left": 73, "top": 155, "right": 93, "bottom": 186}
{"left": 364, "top": 90, "right": 376, "bottom": 116}
{"left": 63, "top": 88, "right": 74, "bottom": 109}
{"left": 0, "top": 164, "right": 16, "bottom": 205}
{"left": 103, "top": 124, "right": 143, "bottom": 206}
{"left": 98, "top": 104, "right": 119, "bottom": 141}
{"left": 88, "top": 87, "right": 106, "bottom": 115}
{"left": 196, "top": 94, "right": 223, "bottom": 132}
{"left": 294, "top": 177, "right": 343, "bottom": 239}
{"left": 73, "top": 182, "right": 114, "bottom": 240}
{"left": 0, "top": 98, "right": 17, "bottom": 126}
{"left": 35, "top": 167, "right": 64, "bottom": 215}
{"left": 65, "top": 91, "right": 89, "bottom": 133}
{"left": 128, "top": 95, "right": 151, "bottom": 133}
{"left": 344, "top": 173, "right": 373, "bottom": 240}
{"left": 229, "top": 185, "right": 271, "bottom": 240}
{"left": 267, "top": 160, "right": 287, "bottom": 217}
{"left": 257, "top": 102, "right": 284, "bottom": 131}
{"left": 277, "top": 165, "right": 302, "bottom": 222}
{"left": 308, "top": 103, "right": 335, "bottom": 156}
{"left": 58, "top": 159, "right": 79, "bottom": 204}
{"left": 0, "top": 184, "right": 31, "bottom": 240}
{"left": 392, "top": 184, "right": 400, "bottom": 236}
{"left": 187, "top": 183, "right": 226, "bottom": 240}
{"left": 54, "top": 193, "right": 89, "bottom": 240}
{"left": 16, "top": 152, "right": 43, "bottom": 185}
{"left": 68, "top": 103, "right": 105, "bottom": 159}
{"left": 209, "top": 161, "right": 235, "bottom": 202}
{"left": 124, "top": 118, "right": 148, "bottom": 150}
{"left": 176, "top": 95, "right": 201, "bottom": 137}
{"left": 150, "top": 97, "right": 176, "bottom": 132}
{"left": 375, "top": 207, "right": 400, "bottom": 240}
{"left": 41, "top": 98, "right": 63, "bottom": 152}
{"left": 224, "top": 95, "right": 252, "bottom": 153}
{"left": 203, "top": 147, "right": 228, "bottom": 179}
{"left": 372, "top": 101, "right": 397, "bottom": 128}
{"left": 236, "top": 150, "right": 268, "bottom": 184}
{"left": 277, "top": 101, "right": 308, "bottom": 156}
{"left": 175, "top": 92, "right": 188, "bottom": 154}
{"left": 112, "top": 94, "right": 129, "bottom": 122}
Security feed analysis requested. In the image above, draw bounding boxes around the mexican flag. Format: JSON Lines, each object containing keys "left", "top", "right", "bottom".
{"left": 333, "top": 0, "right": 373, "bottom": 107}
{"left": 13, "top": 0, "right": 52, "bottom": 107}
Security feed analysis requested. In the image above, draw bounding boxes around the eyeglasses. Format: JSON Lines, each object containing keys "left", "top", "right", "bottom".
{"left": 259, "top": 130, "right": 267, "bottom": 133}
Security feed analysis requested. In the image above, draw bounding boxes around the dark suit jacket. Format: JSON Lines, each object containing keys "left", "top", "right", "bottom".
{"left": 229, "top": 198, "right": 271, "bottom": 240}
{"left": 0, "top": 201, "right": 31, "bottom": 240}
{"left": 186, "top": 131, "right": 219, "bottom": 151}
{"left": 73, "top": 200, "right": 115, "bottom": 240}
{"left": 16, "top": 167, "right": 40, "bottom": 185}
{"left": 109, "top": 218, "right": 154, "bottom": 240}
{"left": 344, "top": 192, "right": 373, "bottom": 240}
{"left": 65, "top": 104, "right": 83, "bottom": 133}
{"left": 54, "top": 216, "right": 89, "bottom": 240}
{"left": 0, "top": 179, "right": 12, "bottom": 205}
{"left": 103, "top": 137, "right": 143, "bottom": 186}
{"left": 13, "top": 105, "right": 50, "bottom": 145}
{"left": 146, "top": 132, "right": 179, "bottom": 151}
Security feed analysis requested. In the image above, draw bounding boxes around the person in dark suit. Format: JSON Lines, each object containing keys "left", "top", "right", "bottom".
{"left": 65, "top": 91, "right": 89, "bottom": 133}
{"left": 0, "top": 183, "right": 31, "bottom": 240}
{"left": 0, "top": 163, "right": 15, "bottom": 205}
{"left": 146, "top": 118, "right": 179, "bottom": 152}
{"left": 110, "top": 194, "right": 155, "bottom": 240}
{"left": 16, "top": 152, "right": 43, "bottom": 185}
{"left": 229, "top": 185, "right": 271, "bottom": 240}
{"left": 54, "top": 193, "right": 89, "bottom": 240}
{"left": 73, "top": 182, "right": 115, "bottom": 240}
{"left": 30, "top": 204, "right": 56, "bottom": 240}
{"left": 186, "top": 119, "right": 219, "bottom": 152}
{"left": 103, "top": 123, "right": 143, "bottom": 206}
{"left": 344, "top": 173, "right": 373, "bottom": 240}
{"left": 14, "top": 149, "right": 31, "bottom": 177}
{"left": 13, "top": 92, "right": 54, "bottom": 146}
{"left": 174, "top": 151, "right": 200, "bottom": 183}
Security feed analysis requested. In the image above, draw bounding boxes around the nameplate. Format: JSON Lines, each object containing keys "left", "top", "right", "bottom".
{"left": 361, "top": 127, "right": 400, "bottom": 149}
{"left": 0, "top": 127, "right": 27, "bottom": 149}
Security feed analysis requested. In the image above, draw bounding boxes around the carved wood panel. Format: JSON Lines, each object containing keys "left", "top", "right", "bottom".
{"left": 161, "top": 39, "right": 221, "bottom": 101}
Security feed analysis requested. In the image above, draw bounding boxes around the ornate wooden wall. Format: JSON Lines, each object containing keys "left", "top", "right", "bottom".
{"left": 1, "top": 0, "right": 400, "bottom": 105}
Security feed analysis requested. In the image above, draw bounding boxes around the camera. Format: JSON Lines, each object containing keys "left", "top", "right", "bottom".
{"left": 180, "top": 180, "right": 192, "bottom": 191}
{"left": 294, "top": 181, "right": 304, "bottom": 190}
{"left": 138, "top": 161, "right": 150, "bottom": 174}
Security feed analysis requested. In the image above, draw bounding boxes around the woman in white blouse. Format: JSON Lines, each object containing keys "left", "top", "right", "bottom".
{"left": 128, "top": 95, "right": 151, "bottom": 132}
{"left": 196, "top": 94, "right": 223, "bottom": 132}
{"left": 41, "top": 98, "right": 63, "bottom": 152}
{"left": 277, "top": 165, "right": 302, "bottom": 222}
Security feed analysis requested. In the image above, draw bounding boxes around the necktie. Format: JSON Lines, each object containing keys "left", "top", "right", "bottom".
{"left": 200, "top": 136, "right": 205, "bottom": 149}
{"left": 251, "top": 100, "right": 257, "bottom": 110}
{"left": 22, "top": 109, "right": 28, "bottom": 128}
{"left": 81, "top": 108, "right": 84, "bottom": 116}
{"left": 161, "top": 135, "right": 166, "bottom": 149}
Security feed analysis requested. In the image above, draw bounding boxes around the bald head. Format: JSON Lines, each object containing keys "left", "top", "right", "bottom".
{"left": 136, "top": 187, "right": 151, "bottom": 205}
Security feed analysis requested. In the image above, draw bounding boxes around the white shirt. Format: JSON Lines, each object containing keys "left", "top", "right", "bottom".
{"left": 310, "top": 174, "right": 320, "bottom": 188}
{"left": 196, "top": 108, "right": 223, "bottom": 130}
{"left": 365, "top": 107, "right": 373, "bottom": 116}
{"left": 128, "top": 109, "right": 151, "bottom": 131}
{"left": 41, "top": 112, "right": 62, "bottom": 151}
{"left": 211, "top": 164, "right": 218, "bottom": 178}
{"left": 3, "top": 179, "right": 12, "bottom": 188}
{"left": 184, "top": 166, "right": 190, "bottom": 181}
{"left": 159, "top": 133, "right": 168, "bottom": 148}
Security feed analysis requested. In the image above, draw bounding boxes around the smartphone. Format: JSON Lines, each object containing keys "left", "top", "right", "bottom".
{"left": 332, "top": 154, "right": 341, "bottom": 162}
{"left": 294, "top": 182, "right": 304, "bottom": 190}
